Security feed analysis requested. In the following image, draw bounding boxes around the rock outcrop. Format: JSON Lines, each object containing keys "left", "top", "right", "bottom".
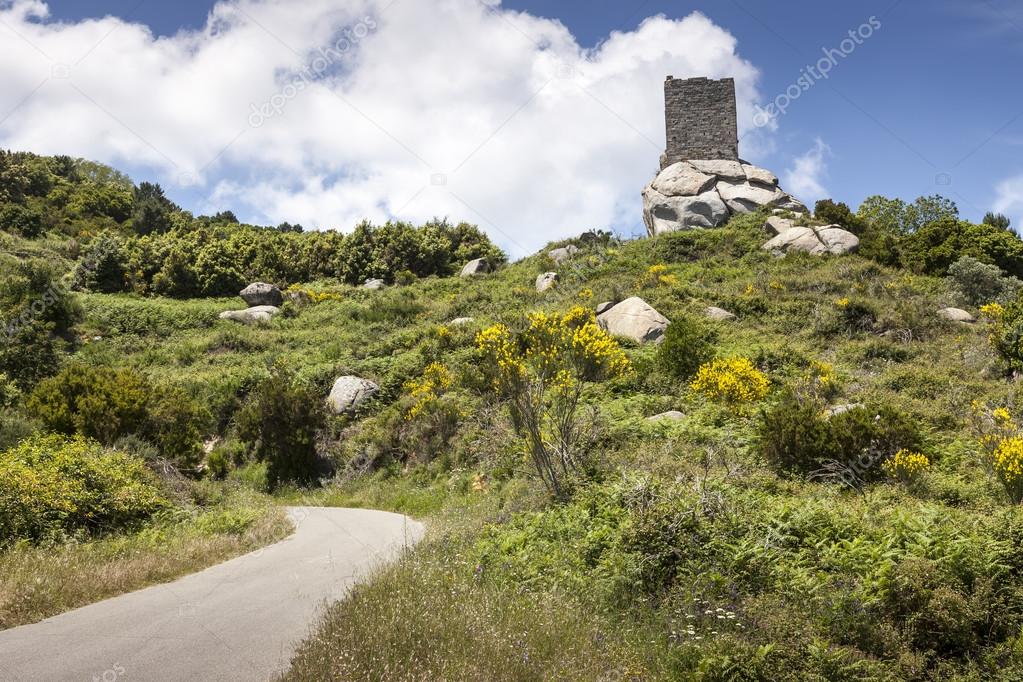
{"left": 642, "top": 160, "right": 807, "bottom": 235}
{"left": 761, "top": 225, "right": 859, "bottom": 256}
{"left": 597, "top": 297, "right": 669, "bottom": 344}
{"left": 326, "top": 376, "right": 379, "bottom": 414}
{"left": 240, "top": 282, "right": 283, "bottom": 307}
{"left": 218, "top": 305, "right": 280, "bottom": 325}
{"left": 363, "top": 278, "right": 385, "bottom": 290}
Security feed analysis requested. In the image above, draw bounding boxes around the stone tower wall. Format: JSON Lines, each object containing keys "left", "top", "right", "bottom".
{"left": 662, "top": 76, "right": 738, "bottom": 168}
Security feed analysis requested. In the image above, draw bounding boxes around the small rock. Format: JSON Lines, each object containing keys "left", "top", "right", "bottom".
{"left": 449, "top": 317, "right": 475, "bottom": 326}
{"left": 218, "top": 305, "right": 280, "bottom": 325}
{"left": 536, "top": 272, "right": 559, "bottom": 292}
{"left": 937, "top": 307, "right": 976, "bottom": 323}
{"left": 363, "top": 278, "right": 385, "bottom": 290}
{"left": 825, "top": 403, "right": 865, "bottom": 418}
{"left": 548, "top": 245, "right": 579, "bottom": 264}
{"left": 595, "top": 301, "right": 615, "bottom": 315}
{"left": 597, "top": 297, "right": 670, "bottom": 344}
{"left": 460, "top": 258, "right": 491, "bottom": 277}
{"left": 327, "top": 376, "right": 380, "bottom": 414}
{"left": 646, "top": 410, "right": 685, "bottom": 422}
{"left": 240, "top": 282, "right": 283, "bottom": 307}
{"left": 705, "top": 306, "right": 736, "bottom": 322}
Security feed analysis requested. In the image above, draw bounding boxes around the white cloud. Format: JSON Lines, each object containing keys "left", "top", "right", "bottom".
{"left": 994, "top": 175, "right": 1023, "bottom": 230}
{"left": 783, "top": 138, "right": 830, "bottom": 206}
{"left": 0, "top": 0, "right": 766, "bottom": 256}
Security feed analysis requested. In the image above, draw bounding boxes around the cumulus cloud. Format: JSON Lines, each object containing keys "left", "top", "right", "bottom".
{"left": 783, "top": 138, "right": 830, "bottom": 206}
{"left": 994, "top": 175, "right": 1023, "bottom": 230}
{"left": 0, "top": 0, "right": 766, "bottom": 255}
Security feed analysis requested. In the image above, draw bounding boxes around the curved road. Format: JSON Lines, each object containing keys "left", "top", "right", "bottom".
{"left": 0, "top": 507, "right": 424, "bottom": 682}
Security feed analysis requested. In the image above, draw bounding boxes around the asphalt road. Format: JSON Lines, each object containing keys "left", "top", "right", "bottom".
{"left": 0, "top": 507, "right": 424, "bottom": 682}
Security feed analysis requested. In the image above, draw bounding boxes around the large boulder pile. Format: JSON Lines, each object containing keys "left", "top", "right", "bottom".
{"left": 642, "top": 160, "right": 807, "bottom": 235}
{"left": 597, "top": 297, "right": 669, "bottom": 344}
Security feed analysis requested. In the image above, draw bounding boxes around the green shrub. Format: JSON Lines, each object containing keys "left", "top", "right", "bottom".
{"left": 657, "top": 314, "right": 717, "bottom": 381}
{"left": 235, "top": 362, "right": 328, "bottom": 490}
{"left": 759, "top": 391, "right": 922, "bottom": 479}
{"left": 947, "top": 255, "right": 1021, "bottom": 306}
{"left": 29, "top": 364, "right": 149, "bottom": 444}
{"left": 0, "top": 203, "right": 43, "bottom": 238}
{"left": 814, "top": 199, "right": 865, "bottom": 234}
{"left": 0, "top": 433, "right": 167, "bottom": 544}
{"left": 988, "top": 293, "right": 1023, "bottom": 370}
{"left": 899, "top": 218, "right": 1023, "bottom": 278}
{"left": 28, "top": 364, "right": 208, "bottom": 469}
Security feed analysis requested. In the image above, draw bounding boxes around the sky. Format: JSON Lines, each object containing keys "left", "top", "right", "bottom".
{"left": 2, "top": 0, "right": 1022, "bottom": 256}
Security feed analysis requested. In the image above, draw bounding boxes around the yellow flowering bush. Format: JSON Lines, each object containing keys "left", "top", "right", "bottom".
{"left": 881, "top": 449, "right": 930, "bottom": 483}
{"left": 403, "top": 363, "right": 454, "bottom": 421}
{"left": 286, "top": 285, "right": 344, "bottom": 303}
{"left": 972, "top": 403, "right": 1023, "bottom": 503}
{"left": 638, "top": 264, "right": 679, "bottom": 288}
{"left": 690, "top": 357, "right": 770, "bottom": 406}
{"left": 980, "top": 302, "right": 1005, "bottom": 320}
{"left": 476, "top": 307, "right": 630, "bottom": 497}
{"left": 992, "top": 437, "right": 1023, "bottom": 503}
{"left": 835, "top": 297, "right": 851, "bottom": 308}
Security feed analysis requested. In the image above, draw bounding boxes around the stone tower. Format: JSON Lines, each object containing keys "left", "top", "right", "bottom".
{"left": 661, "top": 76, "right": 738, "bottom": 169}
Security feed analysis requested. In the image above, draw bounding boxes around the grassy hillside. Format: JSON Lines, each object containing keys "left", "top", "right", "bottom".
{"left": 3, "top": 150, "right": 1023, "bottom": 678}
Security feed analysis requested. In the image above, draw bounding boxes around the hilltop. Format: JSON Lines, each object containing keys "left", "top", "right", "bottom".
{"left": 3, "top": 150, "right": 1023, "bottom": 679}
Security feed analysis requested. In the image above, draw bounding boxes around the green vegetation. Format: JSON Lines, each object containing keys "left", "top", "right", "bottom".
{"left": 6, "top": 150, "right": 1023, "bottom": 678}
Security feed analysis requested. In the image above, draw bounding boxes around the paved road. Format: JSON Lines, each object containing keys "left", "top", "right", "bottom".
{"left": 0, "top": 507, "right": 424, "bottom": 682}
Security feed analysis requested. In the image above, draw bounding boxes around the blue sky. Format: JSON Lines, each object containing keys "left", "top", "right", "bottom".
{"left": 6, "top": 0, "right": 1023, "bottom": 251}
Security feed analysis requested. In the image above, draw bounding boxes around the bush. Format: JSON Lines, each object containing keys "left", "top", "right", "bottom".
{"left": 759, "top": 391, "right": 923, "bottom": 480}
{"left": 235, "top": 362, "right": 328, "bottom": 490}
{"left": 947, "top": 256, "right": 1021, "bottom": 306}
{"left": 27, "top": 364, "right": 208, "bottom": 469}
{"left": 986, "top": 294, "right": 1023, "bottom": 370}
{"left": 29, "top": 364, "right": 149, "bottom": 444}
{"left": 899, "top": 218, "right": 1023, "bottom": 278}
{"left": 0, "top": 323, "right": 62, "bottom": 389}
{"left": 690, "top": 357, "right": 770, "bottom": 406}
{"left": 814, "top": 199, "right": 865, "bottom": 234}
{"left": 657, "top": 315, "right": 717, "bottom": 381}
{"left": 0, "top": 203, "right": 44, "bottom": 238}
{"left": 0, "top": 433, "right": 167, "bottom": 544}
{"left": 476, "top": 307, "right": 631, "bottom": 498}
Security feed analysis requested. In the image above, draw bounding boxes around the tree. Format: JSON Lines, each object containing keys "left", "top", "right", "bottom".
{"left": 131, "top": 182, "right": 175, "bottom": 236}
{"left": 814, "top": 199, "right": 866, "bottom": 234}
{"left": 235, "top": 362, "right": 328, "bottom": 490}
{"left": 0, "top": 204, "right": 43, "bottom": 238}
{"left": 984, "top": 212, "right": 1012, "bottom": 231}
